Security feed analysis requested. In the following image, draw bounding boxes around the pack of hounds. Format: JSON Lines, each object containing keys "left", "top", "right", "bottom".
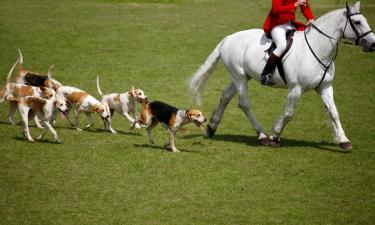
{"left": 0, "top": 50, "right": 206, "bottom": 152}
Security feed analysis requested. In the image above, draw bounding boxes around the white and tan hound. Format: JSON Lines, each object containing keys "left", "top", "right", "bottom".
{"left": 57, "top": 85, "right": 110, "bottom": 131}
{"left": 1, "top": 60, "right": 56, "bottom": 127}
{"left": 10, "top": 93, "right": 68, "bottom": 143}
{"left": 133, "top": 101, "right": 206, "bottom": 152}
{"left": 96, "top": 76, "right": 147, "bottom": 133}
{"left": 16, "top": 49, "right": 62, "bottom": 90}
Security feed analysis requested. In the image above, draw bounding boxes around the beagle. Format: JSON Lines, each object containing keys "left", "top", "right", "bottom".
{"left": 96, "top": 76, "right": 147, "bottom": 133}
{"left": 16, "top": 49, "right": 62, "bottom": 90}
{"left": 11, "top": 93, "right": 68, "bottom": 143}
{"left": 133, "top": 101, "right": 206, "bottom": 152}
{"left": 1, "top": 59, "right": 55, "bottom": 127}
{"left": 57, "top": 85, "right": 110, "bottom": 131}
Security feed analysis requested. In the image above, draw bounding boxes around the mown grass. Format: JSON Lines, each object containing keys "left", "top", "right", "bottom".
{"left": 0, "top": 0, "right": 374, "bottom": 224}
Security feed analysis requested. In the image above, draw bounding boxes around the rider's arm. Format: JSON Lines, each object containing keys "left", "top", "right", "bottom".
{"left": 300, "top": 1, "right": 315, "bottom": 21}
{"left": 271, "top": 0, "right": 296, "bottom": 15}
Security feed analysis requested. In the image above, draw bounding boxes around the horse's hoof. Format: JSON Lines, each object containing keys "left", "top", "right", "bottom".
{"left": 339, "top": 142, "right": 352, "bottom": 151}
{"left": 259, "top": 137, "right": 270, "bottom": 146}
{"left": 269, "top": 136, "right": 280, "bottom": 148}
{"left": 206, "top": 124, "right": 216, "bottom": 138}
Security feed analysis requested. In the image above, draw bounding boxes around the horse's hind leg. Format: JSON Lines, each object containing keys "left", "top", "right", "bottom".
{"left": 207, "top": 81, "right": 237, "bottom": 137}
{"left": 317, "top": 85, "right": 352, "bottom": 150}
{"left": 234, "top": 78, "right": 268, "bottom": 145}
{"left": 270, "top": 86, "right": 302, "bottom": 147}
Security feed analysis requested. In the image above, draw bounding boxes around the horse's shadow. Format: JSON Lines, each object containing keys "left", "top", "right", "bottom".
{"left": 182, "top": 133, "right": 346, "bottom": 153}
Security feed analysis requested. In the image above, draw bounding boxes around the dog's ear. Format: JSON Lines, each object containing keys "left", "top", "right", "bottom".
{"left": 186, "top": 109, "right": 192, "bottom": 119}
{"left": 92, "top": 104, "right": 98, "bottom": 112}
{"left": 92, "top": 104, "right": 104, "bottom": 113}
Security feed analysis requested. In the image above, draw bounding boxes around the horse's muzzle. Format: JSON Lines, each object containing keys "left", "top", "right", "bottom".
{"left": 371, "top": 43, "right": 375, "bottom": 52}
{"left": 363, "top": 42, "right": 375, "bottom": 52}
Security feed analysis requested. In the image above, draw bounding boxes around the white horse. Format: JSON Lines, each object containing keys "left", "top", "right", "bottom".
{"left": 188, "top": 2, "right": 374, "bottom": 150}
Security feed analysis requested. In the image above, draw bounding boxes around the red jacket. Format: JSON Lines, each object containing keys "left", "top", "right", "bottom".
{"left": 263, "top": 0, "right": 315, "bottom": 34}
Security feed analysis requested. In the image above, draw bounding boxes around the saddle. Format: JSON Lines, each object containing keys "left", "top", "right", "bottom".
{"left": 266, "top": 29, "right": 296, "bottom": 84}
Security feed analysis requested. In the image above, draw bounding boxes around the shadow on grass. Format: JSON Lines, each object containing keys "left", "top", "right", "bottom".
{"left": 49, "top": 125, "right": 142, "bottom": 136}
{"left": 181, "top": 133, "right": 348, "bottom": 153}
{"left": 0, "top": 121, "right": 11, "bottom": 125}
{"left": 12, "top": 136, "right": 61, "bottom": 144}
{"left": 133, "top": 143, "right": 201, "bottom": 153}
{"left": 0, "top": 120, "right": 40, "bottom": 128}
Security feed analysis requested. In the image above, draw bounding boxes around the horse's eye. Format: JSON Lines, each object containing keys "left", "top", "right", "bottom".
{"left": 354, "top": 20, "right": 361, "bottom": 26}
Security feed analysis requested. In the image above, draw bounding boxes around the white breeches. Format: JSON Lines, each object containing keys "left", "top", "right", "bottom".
{"left": 271, "top": 22, "right": 295, "bottom": 57}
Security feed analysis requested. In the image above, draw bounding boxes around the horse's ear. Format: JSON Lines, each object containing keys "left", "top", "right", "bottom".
{"left": 353, "top": 1, "right": 361, "bottom": 12}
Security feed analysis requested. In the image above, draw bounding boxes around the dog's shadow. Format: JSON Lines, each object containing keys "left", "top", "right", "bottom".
{"left": 182, "top": 133, "right": 346, "bottom": 153}
{"left": 12, "top": 136, "right": 61, "bottom": 144}
{"left": 51, "top": 126, "right": 142, "bottom": 136}
{"left": 132, "top": 143, "right": 200, "bottom": 153}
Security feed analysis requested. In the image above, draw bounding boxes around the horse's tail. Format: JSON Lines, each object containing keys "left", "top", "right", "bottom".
{"left": 7, "top": 59, "right": 20, "bottom": 85}
{"left": 188, "top": 38, "right": 225, "bottom": 105}
{"left": 96, "top": 76, "right": 104, "bottom": 96}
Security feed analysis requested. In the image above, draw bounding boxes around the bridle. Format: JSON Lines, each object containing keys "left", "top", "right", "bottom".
{"left": 344, "top": 3, "right": 373, "bottom": 45}
{"left": 304, "top": 3, "right": 373, "bottom": 89}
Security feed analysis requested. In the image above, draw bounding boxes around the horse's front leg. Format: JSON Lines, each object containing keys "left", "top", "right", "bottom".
{"left": 270, "top": 86, "right": 302, "bottom": 147}
{"left": 317, "top": 85, "right": 352, "bottom": 150}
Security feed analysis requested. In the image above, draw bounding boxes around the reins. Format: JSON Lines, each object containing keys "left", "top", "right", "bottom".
{"left": 304, "top": 25, "right": 339, "bottom": 89}
{"left": 304, "top": 4, "right": 373, "bottom": 89}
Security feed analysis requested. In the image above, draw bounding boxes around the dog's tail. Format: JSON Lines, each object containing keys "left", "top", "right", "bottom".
{"left": 18, "top": 49, "right": 24, "bottom": 70}
{"left": 188, "top": 38, "right": 225, "bottom": 105}
{"left": 47, "top": 64, "right": 55, "bottom": 78}
{"left": 6, "top": 59, "right": 21, "bottom": 85}
{"left": 47, "top": 64, "right": 63, "bottom": 89}
{"left": 96, "top": 76, "right": 104, "bottom": 96}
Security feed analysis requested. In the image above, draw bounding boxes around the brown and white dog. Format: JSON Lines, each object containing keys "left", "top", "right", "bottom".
{"left": 57, "top": 85, "right": 110, "bottom": 131}
{"left": 1, "top": 59, "right": 56, "bottom": 127}
{"left": 133, "top": 101, "right": 206, "bottom": 152}
{"left": 16, "top": 49, "right": 62, "bottom": 90}
{"left": 96, "top": 76, "right": 147, "bottom": 133}
{"left": 10, "top": 93, "right": 68, "bottom": 143}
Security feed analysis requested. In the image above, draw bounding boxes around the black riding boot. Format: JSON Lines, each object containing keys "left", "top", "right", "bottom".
{"left": 261, "top": 53, "right": 280, "bottom": 85}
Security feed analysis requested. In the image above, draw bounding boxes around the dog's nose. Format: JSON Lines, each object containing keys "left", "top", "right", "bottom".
{"left": 371, "top": 42, "right": 375, "bottom": 51}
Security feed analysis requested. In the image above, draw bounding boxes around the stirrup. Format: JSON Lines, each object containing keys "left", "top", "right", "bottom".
{"left": 261, "top": 75, "right": 276, "bottom": 85}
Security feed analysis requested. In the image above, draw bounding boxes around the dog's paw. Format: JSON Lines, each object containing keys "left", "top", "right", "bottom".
{"left": 76, "top": 128, "right": 83, "bottom": 132}
{"left": 134, "top": 123, "right": 142, "bottom": 129}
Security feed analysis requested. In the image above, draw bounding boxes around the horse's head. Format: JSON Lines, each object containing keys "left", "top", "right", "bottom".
{"left": 343, "top": 2, "right": 375, "bottom": 52}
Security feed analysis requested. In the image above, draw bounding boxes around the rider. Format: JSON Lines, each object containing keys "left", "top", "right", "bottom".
{"left": 261, "top": 0, "right": 315, "bottom": 85}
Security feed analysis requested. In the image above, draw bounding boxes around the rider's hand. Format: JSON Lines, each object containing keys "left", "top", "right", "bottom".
{"left": 295, "top": 0, "right": 307, "bottom": 7}
{"left": 307, "top": 19, "right": 314, "bottom": 25}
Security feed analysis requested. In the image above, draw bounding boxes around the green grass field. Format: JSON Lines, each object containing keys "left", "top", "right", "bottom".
{"left": 0, "top": 0, "right": 374, "bottom": 224}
